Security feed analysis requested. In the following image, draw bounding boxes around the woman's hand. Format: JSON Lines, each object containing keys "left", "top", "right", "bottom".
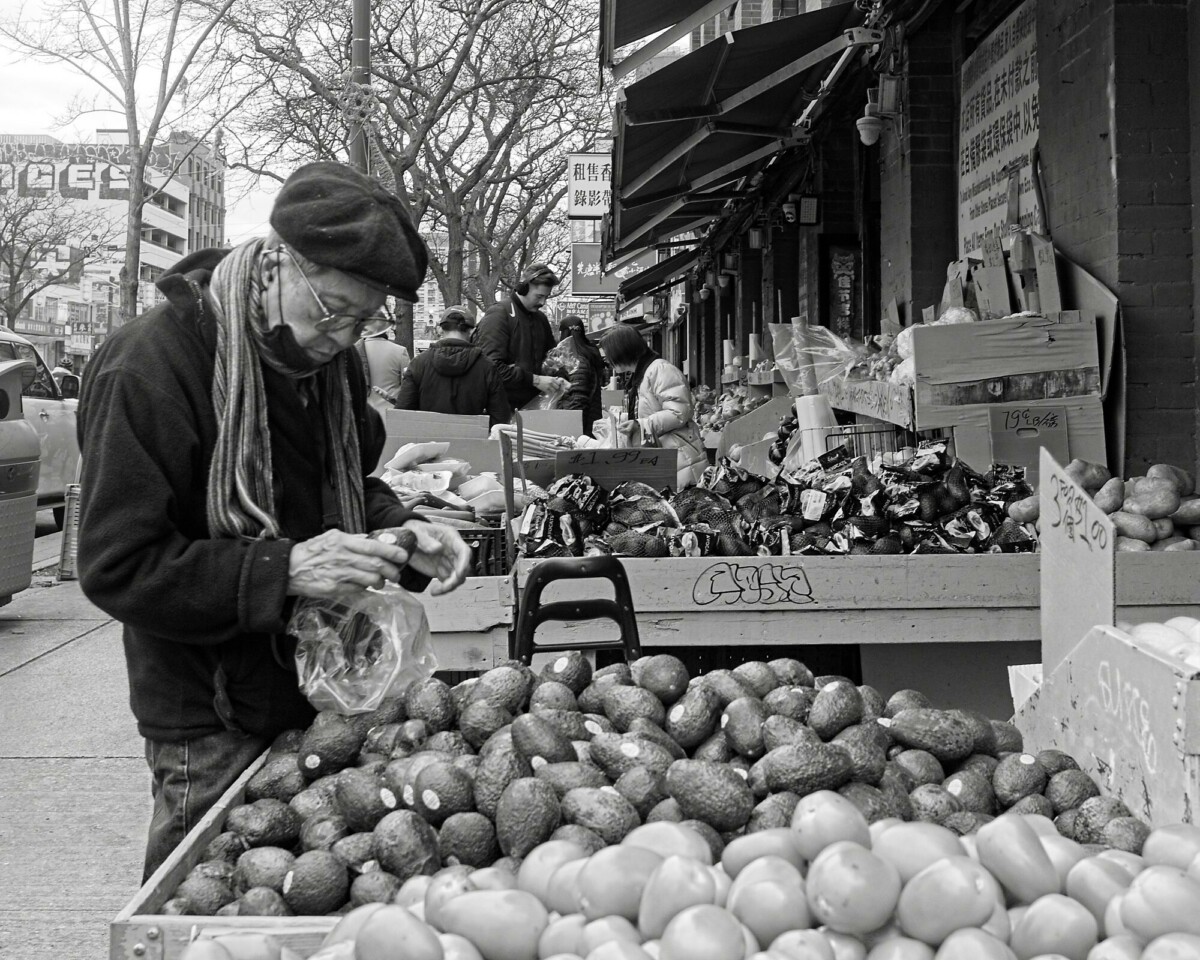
{"left": 617, "top": 421, "right": 640, "bottom": 438}
{"left": 287, "top": 529, "right": 411, "bottom": 600}
{"left": 400, "top": 519, "right": 473, "bottom": 596}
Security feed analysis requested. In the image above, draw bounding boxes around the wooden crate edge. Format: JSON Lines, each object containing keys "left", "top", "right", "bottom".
{"left": 113, "top": 750, "right": 269, "bottom": 925}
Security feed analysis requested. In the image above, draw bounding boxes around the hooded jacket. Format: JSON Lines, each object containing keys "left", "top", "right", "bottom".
{"left": 76, "top": 247, "right": 427, "bottom": 744}
{"left": 395, "top": 339, "right": 511, "bottom": 426}
{"left": 475, "top": 293, "right": 555, "bottom": 409}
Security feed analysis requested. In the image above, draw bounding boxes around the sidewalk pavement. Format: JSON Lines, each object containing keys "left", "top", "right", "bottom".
{"left": 0, "top": 530, "right": 148, "bottom": 960}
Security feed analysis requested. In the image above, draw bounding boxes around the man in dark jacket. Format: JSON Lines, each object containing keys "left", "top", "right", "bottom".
{"left": 396, "top": 305, "right": 511, "bottom": 425}
{"left": 475, "top": 263, "right": 567, "bottom": 409}
{"left": 76, "top": 162, "right": 472, "bottom": 880}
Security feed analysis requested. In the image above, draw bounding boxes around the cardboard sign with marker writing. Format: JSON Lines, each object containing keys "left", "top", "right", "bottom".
{"left": 1040, "top": 448, "right": 1115, "bottom": 672}
{"left": 555, "top": 447, "right": 678, "bottom": 492}
{"left": 1031, "top": 233, "right": 1063, "bottom": 313}
{"left": 989, "top": 405, "right": 1068, "bottom": 485}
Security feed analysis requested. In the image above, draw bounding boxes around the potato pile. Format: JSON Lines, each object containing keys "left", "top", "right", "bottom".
{"left": 1007, "top": 460, "right": 1200, "bottom": 552}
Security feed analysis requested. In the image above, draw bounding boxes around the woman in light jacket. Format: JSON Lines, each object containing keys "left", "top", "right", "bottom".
{"left": 602, "top": 323, "right": 707, "bottom": 489}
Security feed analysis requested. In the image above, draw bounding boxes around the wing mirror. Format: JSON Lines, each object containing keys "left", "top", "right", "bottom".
{"left": 60, "top": 374, "right": 80, "bottom": 399}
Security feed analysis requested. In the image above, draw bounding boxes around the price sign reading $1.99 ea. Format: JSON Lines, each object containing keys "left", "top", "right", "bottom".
{"left": 1040, "top": 449, "right": 1115, "bottom": 673}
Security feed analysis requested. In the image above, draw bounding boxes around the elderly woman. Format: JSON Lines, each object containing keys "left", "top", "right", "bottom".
{"left": 601, "top": 323, "right": 707, "bottom": 489}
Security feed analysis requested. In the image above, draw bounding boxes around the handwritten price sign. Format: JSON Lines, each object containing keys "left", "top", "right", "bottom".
{"left": 1040, "top": 449, "right": 1115, "bottom": 671}
{"left": 555, "top": 447, "right": 677, "bottom": 491}
{"left": 1046, "top": 472, "right": 1110, "bottom": 552}
{"left": 1002, "top": 408, "right": 1061, "bottom": 431}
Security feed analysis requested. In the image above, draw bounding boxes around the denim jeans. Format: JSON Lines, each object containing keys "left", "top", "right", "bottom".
{"left": 143, "top": 729, "right": 270, "bottom": 881}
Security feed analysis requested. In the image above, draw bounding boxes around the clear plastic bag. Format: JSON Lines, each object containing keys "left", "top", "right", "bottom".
{"left": 792, "top": 323, "right": 866, "bottom": 388}
{"left": 290, "top": 584, "right": 437, "bottom": 715}
{"left": 542, "top": 338, "right": 584, "bottom": 379}
{"left": 768, "top": 322, "right": 812, "bottom": 395}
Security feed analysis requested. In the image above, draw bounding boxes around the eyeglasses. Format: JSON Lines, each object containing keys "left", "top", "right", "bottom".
{"left": 279, "top": 247, "right": 393, "bottom": 338}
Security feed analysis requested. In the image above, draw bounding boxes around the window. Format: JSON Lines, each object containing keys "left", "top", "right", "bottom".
{"left": 0, "top": 341, "right": 57, "bottom": 399}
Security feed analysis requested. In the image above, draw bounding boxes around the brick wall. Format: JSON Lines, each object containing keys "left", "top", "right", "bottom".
{"left": 763, "top": 0, "right": 801, "bottom": 19}
{"left": 878, "top": 5, "right": 960, "bottom": 323}
{"left": 733, "top": 0, "right": 763, "bottom": 30}
{"left": 1191, "top": 0, "right": 1200, "bottom": 470}
{"left": 1040, "top": 0, "right": 1195, "bottom": 473}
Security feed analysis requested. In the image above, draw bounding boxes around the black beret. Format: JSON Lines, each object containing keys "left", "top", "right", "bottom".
{"left": 270, "top": 162, "right": 428, "bottom": 302}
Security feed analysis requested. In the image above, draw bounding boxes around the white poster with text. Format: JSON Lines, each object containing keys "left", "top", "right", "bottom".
{"left": 958, "top": 0, "right": 1039, "bottom": 257}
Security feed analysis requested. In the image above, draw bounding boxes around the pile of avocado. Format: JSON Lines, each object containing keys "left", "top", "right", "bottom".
{"left": 163, "top": 654, "right": 1147, "bottom": 918}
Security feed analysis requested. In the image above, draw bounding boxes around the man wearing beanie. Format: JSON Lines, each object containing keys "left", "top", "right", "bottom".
{"left": 396, "top": 305, "right": 511, "bottom": 425}
{"left": 75, "top": 161, "right": 472, "bottom": 880}
{"left": 475, "top": 262, "right": 568, "bottom": 409}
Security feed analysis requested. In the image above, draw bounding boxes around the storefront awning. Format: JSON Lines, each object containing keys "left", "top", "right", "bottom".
{"left": 600, "top": 0, "right": 736, "bottom": 79}
{"left": 609, "top": 5, "right": 881, "bottom": 254}
{"left": 618, "top": 247, "right": 701, "bottom": 301}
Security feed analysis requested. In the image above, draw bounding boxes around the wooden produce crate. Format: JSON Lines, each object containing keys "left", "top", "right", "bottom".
{"left": 423, "top": 574, "right": 515, "bottom": 672}
{"left": 513, "top": 554, "right": 1200, "bottom": 719}
{"left": 111, "top": 752, "right": 338, "bottom": 960}
{"left": 1015, "top": 625, "right": 1200, "bottom": 825}
{"left": 514, "top": 553, "right": 1200, "bottom": 648}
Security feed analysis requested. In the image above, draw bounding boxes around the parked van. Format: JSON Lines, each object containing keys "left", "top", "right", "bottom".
{"left": 0, "top": 328, "right": 80, "bottom": 528}
{"left": 0, "top": 350, "right": 41, "bottom": 605}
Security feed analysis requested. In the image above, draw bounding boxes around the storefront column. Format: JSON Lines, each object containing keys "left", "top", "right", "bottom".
{"left": 774, "top": 229, "right": 800, "bottom": 324}
{"left": 739, "top": 241, "right": 763, "bottom": 359}
{"left": 878, "top": 6, "right": 959, "bottom": 323}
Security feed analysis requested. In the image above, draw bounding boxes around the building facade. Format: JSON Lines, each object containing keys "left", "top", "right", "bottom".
{"left": 0, "top": 130, "right": 225, "bottom": 365}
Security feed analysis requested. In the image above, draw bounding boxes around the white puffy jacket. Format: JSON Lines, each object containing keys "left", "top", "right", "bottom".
{"left": 633, "top": 359, "right": 708, "bottom": 489}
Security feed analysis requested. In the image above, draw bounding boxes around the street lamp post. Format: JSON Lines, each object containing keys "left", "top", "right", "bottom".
{"left": 349, "top": 0, "right": 371, "bottom": 173}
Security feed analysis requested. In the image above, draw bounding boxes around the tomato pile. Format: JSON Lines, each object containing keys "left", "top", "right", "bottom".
{"left": 182, "top": 799, "right": 1200, "bottom": 960}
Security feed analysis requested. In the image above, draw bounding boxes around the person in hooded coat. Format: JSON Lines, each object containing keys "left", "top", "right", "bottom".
{"left": 548, "top": 314, "right": 606, "bottom": 435}
{"left": 395, "top": 304, "right": 511, "bottom": 426}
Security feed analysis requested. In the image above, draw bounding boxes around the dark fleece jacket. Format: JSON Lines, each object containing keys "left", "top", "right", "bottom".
{"left": 395, "top": 339, "right": 511, "bottom": 426}
{"left": 76, "top": 248, "right": 426, "bottom": 743}
{"left": 474, "top": 293, "right": 555, "bottom": 409}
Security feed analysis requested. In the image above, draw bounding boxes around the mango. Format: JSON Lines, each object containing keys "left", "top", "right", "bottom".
{"left": 438, "top": 890, "right": 549, "bottom": 960}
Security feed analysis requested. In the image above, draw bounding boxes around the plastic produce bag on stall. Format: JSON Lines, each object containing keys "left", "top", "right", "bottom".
{"left": 792, "top": 323, "right": 867, "bottom": 388}
{"left": 290, "top": 584, "right": 437, "bottom": 715}
{"left": 768, "top": 322, "right": 814, "bottom": 395}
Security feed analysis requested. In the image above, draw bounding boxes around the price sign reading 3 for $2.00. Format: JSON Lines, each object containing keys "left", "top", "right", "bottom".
{"left": 1039, "top": 449, "right": 1116, "bottom": 672}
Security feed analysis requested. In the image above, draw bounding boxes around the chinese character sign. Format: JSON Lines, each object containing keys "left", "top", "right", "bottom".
{"left": 567, "top": 152, "right": 613, "bottom": 219}
{"left": 957, "top": 0, "right": 1038, "bottom": 257}
{"left": 571, "top": 243, "right": 657, "bottom": 296}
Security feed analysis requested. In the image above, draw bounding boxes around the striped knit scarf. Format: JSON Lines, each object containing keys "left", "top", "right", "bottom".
{"left": 206, "top": 238, "right": 366, "bottom": 540}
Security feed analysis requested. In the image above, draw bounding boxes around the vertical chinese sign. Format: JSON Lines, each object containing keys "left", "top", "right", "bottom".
{"left": 567, "top": 153, "right": 612, "bottom": 220}
{"left": 828, "top": 247, "right": 858, "bottom": 340}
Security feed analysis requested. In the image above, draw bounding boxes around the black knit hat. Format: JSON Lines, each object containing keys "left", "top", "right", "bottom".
{"left": 270, "top": 162, "right": 429, "bottom": 302}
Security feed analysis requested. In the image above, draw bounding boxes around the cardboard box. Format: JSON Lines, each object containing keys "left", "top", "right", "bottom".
{"left": 519, "top": 409, "right": 584, "bottom": 437}
{"left": 911, "top": 312, "right": 1100, "bottom": 431}
{"left": 376, "top": 410, "right": 497, "bottom": 477}
{"left": 817, "top": 375, "right": 914, "bottom": 430}
{"left": 950, "top": 396, "right": 1107, "bottom": 476}
{"left": 717, "top": 395, "right": 794, "bottom": 460}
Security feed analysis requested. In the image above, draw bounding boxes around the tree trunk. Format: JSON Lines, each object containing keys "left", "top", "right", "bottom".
{"left": 395, "top": 301, "right": 414, "bottom": 354}
{"left": 119, "top": 154, "right": 147, "bottom": 326}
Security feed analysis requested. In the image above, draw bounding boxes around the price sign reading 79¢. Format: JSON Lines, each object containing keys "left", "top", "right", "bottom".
{"left": 1040, "top": 449, "right": 1115, "bottom": 673}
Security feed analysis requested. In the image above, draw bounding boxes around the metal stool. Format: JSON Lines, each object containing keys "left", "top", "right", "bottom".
{"left": 511, "top": 555, "right": 642, "bottom": 665}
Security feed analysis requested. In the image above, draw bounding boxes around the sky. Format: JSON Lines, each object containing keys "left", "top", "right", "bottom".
{"left": 0, "top": 49, "right": 277, "bottom": 244}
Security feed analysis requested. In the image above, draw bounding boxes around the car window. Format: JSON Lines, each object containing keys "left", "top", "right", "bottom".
{"left": 5, "top": 342, "right": 58, "bottom": 400}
